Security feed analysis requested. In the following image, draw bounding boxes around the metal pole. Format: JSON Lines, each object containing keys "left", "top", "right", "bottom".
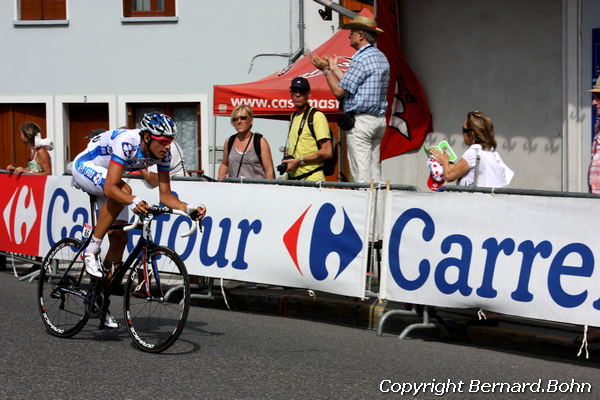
{"left": 212, "top": 114, "right": 218, "bottom": 178}
{"left": 312, "top": 0, "right": 358, "bottom": 19}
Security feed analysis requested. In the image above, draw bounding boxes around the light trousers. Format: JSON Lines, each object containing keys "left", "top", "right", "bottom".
{"left": 345, "top": 114, "right": 386, "bottom": 184}
{"left": 345, "top": 113, "right": 386, "bottom": 241}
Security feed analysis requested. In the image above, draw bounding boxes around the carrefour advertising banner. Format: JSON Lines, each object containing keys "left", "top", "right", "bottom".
{"left": 0, "top": 173, "right": 370, "bottom": 298}
{"left": 380, "top": 191, "right": 600, "bottom": 326}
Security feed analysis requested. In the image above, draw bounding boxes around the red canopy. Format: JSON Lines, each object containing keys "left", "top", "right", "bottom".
{"left": 213, "top": 29, "right": 356, "bottom": 118}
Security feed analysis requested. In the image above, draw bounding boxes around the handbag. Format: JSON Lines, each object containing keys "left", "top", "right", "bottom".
{"left": 337, "top": 112, "right": 355, "bottom": 131}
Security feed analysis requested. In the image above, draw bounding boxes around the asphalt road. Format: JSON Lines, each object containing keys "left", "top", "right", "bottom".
{"left": 1, "top": 271, "right": 599, "bottom": 400}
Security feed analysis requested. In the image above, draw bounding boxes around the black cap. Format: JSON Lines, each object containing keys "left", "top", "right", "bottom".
{"left": 290, "top": 76, "right": 310, "bottom": 93}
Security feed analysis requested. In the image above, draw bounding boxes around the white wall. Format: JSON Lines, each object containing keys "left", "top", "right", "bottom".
{"left": 0, "top": 0, "right": 337, "bottom": 176}
{"left": 383, "top": 0, "right": 564, "bottom": 191}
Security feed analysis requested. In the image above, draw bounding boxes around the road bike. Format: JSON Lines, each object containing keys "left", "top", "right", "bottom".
{"left": 37, "top": 199, "right": 199, "bottom": 353}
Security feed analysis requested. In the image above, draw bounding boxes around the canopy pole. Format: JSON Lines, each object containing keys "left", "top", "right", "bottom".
{"left": 312, "top": 0, "right": 357, "bottom": 19}
{"left": 212, "top": 114, "right": 217, "bottom": 178}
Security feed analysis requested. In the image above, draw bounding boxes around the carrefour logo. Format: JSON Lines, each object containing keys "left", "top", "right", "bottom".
{"left": 3, "top": 185, "right": 38, "bottom": 244}
{"left": 283, "top": 203, "right": 362, "bottom": 280}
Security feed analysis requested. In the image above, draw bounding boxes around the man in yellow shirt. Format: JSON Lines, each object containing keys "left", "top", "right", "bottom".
{"left": 280, "top": 77, "right": 333, "bottom": 181}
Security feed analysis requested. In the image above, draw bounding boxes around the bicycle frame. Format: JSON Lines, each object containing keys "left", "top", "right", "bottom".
{"left": 39, "top": 194, "right": 200, "bottom": 351}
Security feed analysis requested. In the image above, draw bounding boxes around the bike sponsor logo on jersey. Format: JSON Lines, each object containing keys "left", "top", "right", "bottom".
{"left": 122, "top": 142, "right": 135, "bottom": 159}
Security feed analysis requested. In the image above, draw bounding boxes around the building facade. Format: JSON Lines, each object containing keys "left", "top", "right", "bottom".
{"left": 1, "top": 0, "right": 599, "bottom": 192}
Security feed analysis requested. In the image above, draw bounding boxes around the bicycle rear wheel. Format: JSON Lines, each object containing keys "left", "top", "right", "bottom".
{"left": 38, "top": 237, "right": 90, "bottom": 337}
{"left": 124, "top": 245, "right": 190, "bottom": 353}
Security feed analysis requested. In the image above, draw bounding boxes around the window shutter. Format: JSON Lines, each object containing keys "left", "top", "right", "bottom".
{"left": 20, "top": 0, "right": 43, "bottom": 20}
{"left": 42, "top": 0, "right": 66, "bottom": 20}
{"left": 123, "top": 0, "right": 132, "bottom": 17}
{"left": 165, "top": 0, "right": 175, "bottom": 16}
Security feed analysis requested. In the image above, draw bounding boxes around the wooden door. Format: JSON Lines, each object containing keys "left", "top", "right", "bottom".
{"left": 0, "top": 104, "right": 46, "bottom": 169}
{"left": 67, "top": 104, "right": 109, "bottom": 161}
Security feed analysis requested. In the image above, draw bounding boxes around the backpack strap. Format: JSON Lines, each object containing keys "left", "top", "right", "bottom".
{"left": 253, "top": 132, "right": 263, "bottom": 168}
{"left": 227, "top": 134, "right": 236, "bottom": 154}
{"left": 287, "top": 106, "right": 312, "bottom": 158}
{"left": 288, "top": 165, "right": 324, "bottom": 180}
{"left": 307, "top": 107, "right": 318, "bottom": 140}
{"left": 306, "top": 108, "right": 333, "bottom": 146}
{"left": 227, "top": 132, "right": 264, "bottom": 174}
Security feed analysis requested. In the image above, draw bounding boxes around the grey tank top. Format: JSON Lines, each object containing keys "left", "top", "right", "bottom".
{"left": 227, "top": 135, "right": 266, "bottom": 179}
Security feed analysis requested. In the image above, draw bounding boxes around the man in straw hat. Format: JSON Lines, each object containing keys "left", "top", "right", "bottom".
{"left": 588, "top": 76, "right": 600, "bottom": 194}
{"left": 310, "top": 15, "right": 390, "bottom": 184}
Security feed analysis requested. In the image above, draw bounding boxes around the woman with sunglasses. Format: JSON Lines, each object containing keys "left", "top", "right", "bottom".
{"left": 71, "top": 112, "right": 206, "bottom": 328}
{"left": 218, "top": 105, "right": 275, "bottom": 180}
{"left": 430, "top": 110, "right": 513, "bottom": 188}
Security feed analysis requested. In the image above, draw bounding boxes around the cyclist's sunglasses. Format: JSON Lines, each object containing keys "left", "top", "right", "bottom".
{"left": 150, "top": 135, "right": 174, "bottom": 146}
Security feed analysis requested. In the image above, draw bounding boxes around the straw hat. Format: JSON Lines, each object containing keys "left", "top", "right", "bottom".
{"left": 341, "top": 15, "right": 384, "bottom": 33}
{"left": 589, "top": 75, "right": 600, "bottom": 93}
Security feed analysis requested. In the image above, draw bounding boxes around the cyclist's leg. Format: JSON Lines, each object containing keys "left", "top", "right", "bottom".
{"left": 92, "top": 190, "right": 131, "bottom": 329}
{"left": 72, "top": 156, "right": 110, "bottom": 276}
{"left": 72, "top": 157, "right": 129, "bottom": 277}
{"left": 98, "top": 184, "right": 131, "bottom": 270}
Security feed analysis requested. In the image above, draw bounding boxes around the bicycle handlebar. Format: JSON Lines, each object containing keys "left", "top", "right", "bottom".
{"left": 123, "top": 205, "right": 201, "bottom": 238}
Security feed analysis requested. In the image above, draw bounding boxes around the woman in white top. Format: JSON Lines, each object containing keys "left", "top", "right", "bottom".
{"left": 431, "top": 110, "right": 513, "bottom": 188}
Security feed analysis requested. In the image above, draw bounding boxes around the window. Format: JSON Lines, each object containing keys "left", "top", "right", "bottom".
{"left": 127, "top": 103, "right": 201, "bottom": 171}
{"left": 20, "top": 0, "right": 66, "bottom": 20}
{"left": 123, "top": 0, "right": 175, "bottom": 17}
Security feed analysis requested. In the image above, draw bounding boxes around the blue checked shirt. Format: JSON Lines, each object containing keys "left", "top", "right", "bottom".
{"left": 339, "top": 44, "right": 390, "bottom": 116}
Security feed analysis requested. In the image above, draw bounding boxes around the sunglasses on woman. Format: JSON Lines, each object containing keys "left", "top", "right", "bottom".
{"left": 232, "top": 115, "right": 249, "bottom": 122}
{"left": 462, "top": 127, "right": 473, "bottom": 134}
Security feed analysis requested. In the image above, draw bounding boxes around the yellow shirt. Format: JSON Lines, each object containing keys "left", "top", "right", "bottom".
{"left": 287, "top": 108, "right": 330, "bottom": 181}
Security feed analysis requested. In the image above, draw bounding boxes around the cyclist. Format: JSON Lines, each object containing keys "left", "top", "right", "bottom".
{"left": 71, "top": 112, "right": 206, "bottom": 328}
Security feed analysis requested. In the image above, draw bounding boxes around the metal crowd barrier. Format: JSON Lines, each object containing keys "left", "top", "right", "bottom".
{"left": 377, "top": 184, "right": 600, "bottom": 345}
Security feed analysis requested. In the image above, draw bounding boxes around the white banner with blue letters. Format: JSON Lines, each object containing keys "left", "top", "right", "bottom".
{"left": 36, "top": 176, "right": 370, "bottom": 298}
{"left": 379, "top": 190, "right": 600, "bottom": 327}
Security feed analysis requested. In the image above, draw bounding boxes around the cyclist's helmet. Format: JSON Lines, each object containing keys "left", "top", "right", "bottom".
{"left": 140, "top": 112, "right": 177, "bottom": 136}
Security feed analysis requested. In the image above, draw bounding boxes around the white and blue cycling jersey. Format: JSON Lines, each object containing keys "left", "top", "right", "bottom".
{"left": 72, "top": 128, "right": 171, "bottom": 197}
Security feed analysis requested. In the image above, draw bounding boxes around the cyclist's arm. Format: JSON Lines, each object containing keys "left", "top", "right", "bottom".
{"left": 140, "top": 168, "right": 159, "bottom": 188}
{"left": 157, "top": 171, "right": 187, "bottom": 211}
{"left": 105, "top": 161, "right": 136, "bottom": 205}
{"left": 158, "top": 171, "right": 206, "bottom": 221}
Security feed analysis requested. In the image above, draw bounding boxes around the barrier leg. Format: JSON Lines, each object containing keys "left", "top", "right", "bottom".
{"left": 377, "top": 305, "right": 450, "bottom": 340}
{"left": 190, "top": 277, "right": 215, "bottom": 300}
{"left": 18, "top": 256, "right": 43, "bottom": 283}
{"left": 0, "top": 253, "right": 6, "bottom": 271}
{"left": 399, "top": 306, "right": 449, "bottom": 340}
{"left": 377, "top": 305, "right": 418, "bottom": 336}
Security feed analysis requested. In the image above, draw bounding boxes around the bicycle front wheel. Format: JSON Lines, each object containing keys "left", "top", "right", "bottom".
{"left": 38, "top": 237, "right": 90, "bottom": 337}
{"left": 124, "top": 245, "right": 190, "bottom": 353}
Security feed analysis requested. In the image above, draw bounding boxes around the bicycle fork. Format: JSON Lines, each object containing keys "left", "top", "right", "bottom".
{"left": 136, "top": 247, "right": 163, "bottom": 300}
